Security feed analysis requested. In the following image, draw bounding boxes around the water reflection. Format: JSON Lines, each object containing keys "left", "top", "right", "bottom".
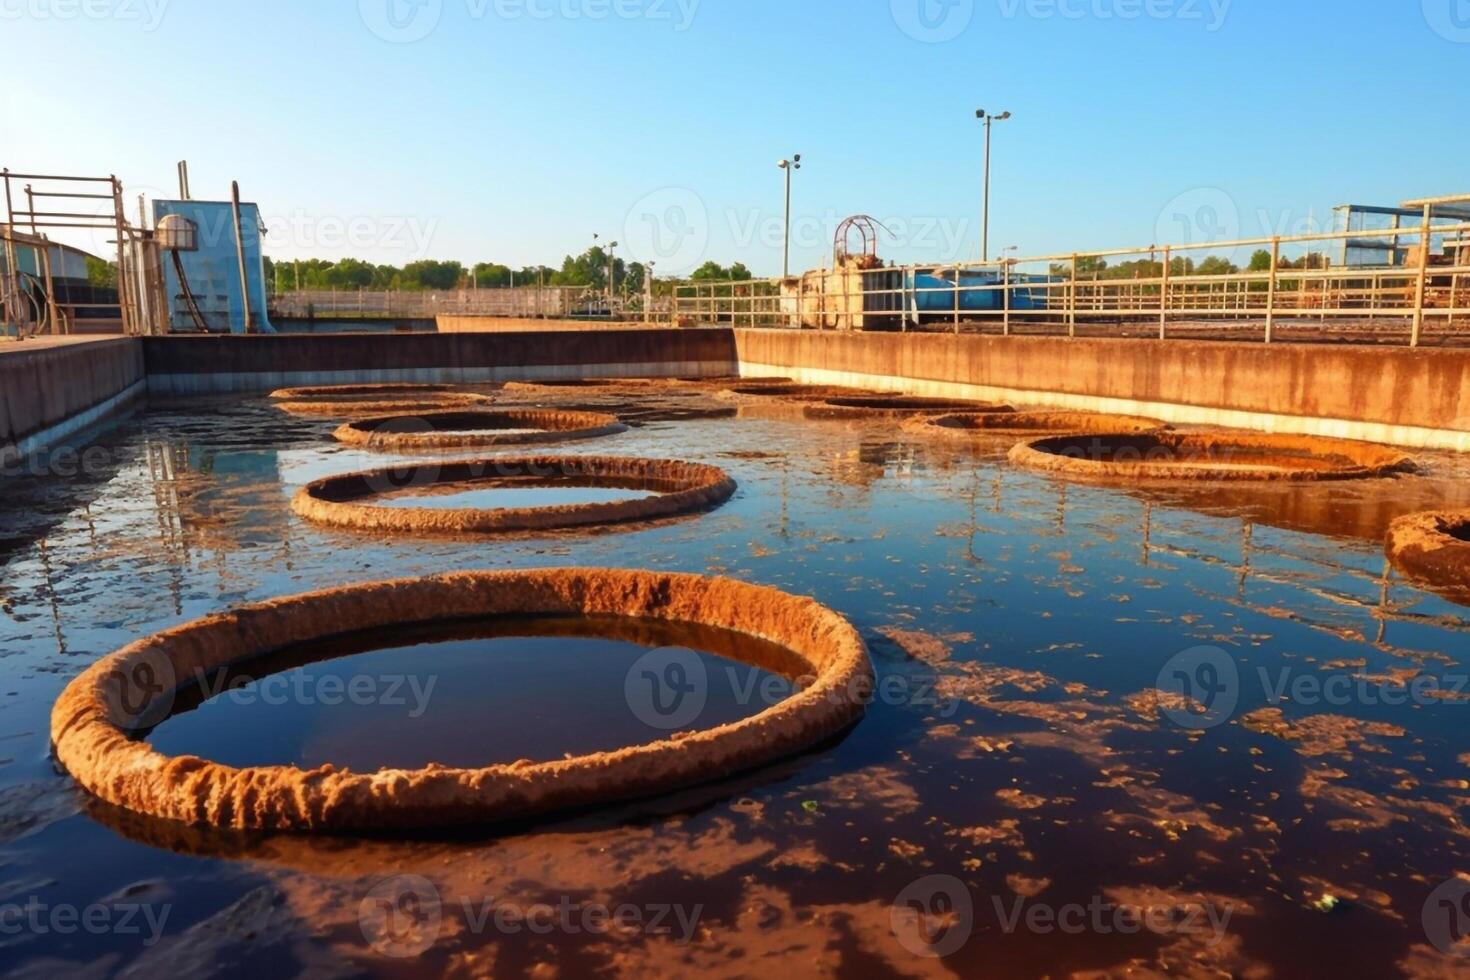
{"left": 3, "top": 393, "right": 1470, "bottom": 976}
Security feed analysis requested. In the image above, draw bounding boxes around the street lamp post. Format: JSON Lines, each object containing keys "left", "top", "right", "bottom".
{"left": 975, "top": 109, "right": 1011, "bottom": 263}
{"left": 778, "top": 154, "right": 802, "bottom": 278}
{"left": 606, "top": 240, "right": 618, "bottom": 311}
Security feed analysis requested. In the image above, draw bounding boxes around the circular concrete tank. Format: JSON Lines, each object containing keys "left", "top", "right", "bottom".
{"left": 333, "top": 409, "right": 628, "bottom": 451}
{"left": 1009, "top": 431, "right": 1414, "bottom": 482}
{"left": 807, "top": 395, "right": 1014, "bottom": 419}
{"left": 1386, "top": 510, "right": 1470, "bottom": 600}
{"left": 49, "top": 569, "right": 874, "bottom": 832}
{"left": 904, "top": 411, "right": 1164, "bottom": 440}
{"left": 292, "top": 455, "right": 736, "bottom": 535}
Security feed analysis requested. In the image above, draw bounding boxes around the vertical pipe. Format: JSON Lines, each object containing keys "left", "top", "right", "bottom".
{"left": 1067, "top": 253, "right": 1078, "bottom": 338}
{"left": 953, "top": 268, "right": 960, "bottom": 334}
{"left": 39, "top": 241, "right": 61, "bottom": 334}
{"left": 112, "top": 177, "right": 136, "bottom": 336}
{"left": 1002, "top": 258, "right": 1011, "bottom": 336}
{"left": 134, "top": 194, "right": 152, "bottom": 334}
{"left": 231, "top": 181, "right": 253, "bottom": 334}
{"left": 1411, "top": 203, "right": 1432, "bottom": 347}
{"left": 1158, "top": 246, "right": 1171, "bottom": 340}
{"left": 1264, "top": 236, "right": 1280, "bottom": 343}
{"left": 1, "top": 170, "right": 21, "bottom": 332}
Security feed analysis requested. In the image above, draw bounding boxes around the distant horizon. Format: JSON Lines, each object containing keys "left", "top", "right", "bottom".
{"left": 5, "top": 1, "right": 1466, "bottom": 278}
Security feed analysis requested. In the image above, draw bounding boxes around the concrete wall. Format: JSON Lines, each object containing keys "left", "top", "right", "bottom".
{"left": 144, "top": 328, "right": 739, "bottom": 394}
{"left": 735, "top": 329, "right": 1470, "bottom": 451}
{"left": 0, "top": 338, "right": 146, "bottom": 462}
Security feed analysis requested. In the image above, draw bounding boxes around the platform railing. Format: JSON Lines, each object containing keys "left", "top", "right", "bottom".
{"left": 668, "top": 198, "right": 1470, "bottom": 346}
{"left": 267, "top": 286, "right": 602, "bottom": 320}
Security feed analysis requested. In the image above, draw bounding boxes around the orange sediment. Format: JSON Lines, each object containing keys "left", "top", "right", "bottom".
{"left": 49, "top": 569, "right": 874, "bottom": 832}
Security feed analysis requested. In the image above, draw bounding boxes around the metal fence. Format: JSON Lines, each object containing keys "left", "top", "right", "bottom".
{"left": 669, "top": 193, "right": 1470, "bottom": 346}
{"left": 268, "top": 286, "right": 599, "bottom": 319}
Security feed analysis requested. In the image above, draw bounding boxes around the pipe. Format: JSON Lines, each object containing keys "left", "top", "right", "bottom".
{"left": 230, "top": 181, "right": 253, "bottom": 334}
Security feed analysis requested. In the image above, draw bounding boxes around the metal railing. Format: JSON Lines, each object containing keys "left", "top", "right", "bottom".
{"left": 669, "top": 194, "right": 1470, "bottom": 346}
{"left": 267, "top": 286, "right": 603, "bottom": 319}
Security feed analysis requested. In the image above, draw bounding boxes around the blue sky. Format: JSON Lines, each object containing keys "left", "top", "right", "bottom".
{"left": 3, "top": 0, "right": 1467, "bottom": 276}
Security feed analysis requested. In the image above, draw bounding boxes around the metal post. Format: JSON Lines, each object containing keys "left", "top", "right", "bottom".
{"left": 1, "top": 170, "right": 21, "bottom": 332}
{"left": 1411, "top": 203, "right": 1432, "bottom": 347}
{"left": 230, "top": 181, "right": 253, "bottom": 334}
{"left": 1002, "top": 259, "right": 1011, "bottom": 336}
{"left": 1264, "top": 236, "right": 1280, "bottom": 343}
{"left": 782, "top": 163, "right": 792, "bottom": 279}
{"left": 982, "top": 117, "right": 992, "bottom": 263}
{"left": 1158, "top": 246, "right": 1171, "bottom": 340}
{"left": 953, "top": 269, "right": 961, "bottom": 334}
{"left": 1067, "top": 253, "right": 1078, "bottom": 338}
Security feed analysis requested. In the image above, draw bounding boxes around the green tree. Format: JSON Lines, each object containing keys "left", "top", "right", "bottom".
{"left": 1195, "top": 256, "right": 1239, "bottom": 276}
{"left": 471, "top": 262, "right": 513, "bottom": 288}
{"left": 86, "top": 257, "right": 117, "bottom": 289}
{"left": 395, "top": 260, "right": 464, "bottom": 291}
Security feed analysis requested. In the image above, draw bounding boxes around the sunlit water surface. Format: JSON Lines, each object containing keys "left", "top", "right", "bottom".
{"left": 2, "top": 387, "right": 1470, "bottom": 976}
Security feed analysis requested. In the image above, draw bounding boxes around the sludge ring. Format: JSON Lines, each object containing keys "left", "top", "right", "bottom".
{"left": 1009, "top": 430, "right": 1415, "bottom": 482}
{"left": 332, "top": 409, "right": 628, "bottom": 451}
{"left": 49, "top": 569, "right": 874, "bottom": 832}
{"left": 274, "top": 393, "right": 493, "bottom": 419}
{"left": 1386, "top": 510, "right": 1470, "bottom": 598}
{"left": 716, "top": 383, "right": 873, "bottom": 401}
{"left": 270, "top": 384, "right": 465, "bottom": 401}
{"left": 292, "top": 455, "right": 736, "bottom": 535}
{"left": 904, "top": 411, "right": 1164, "bottom": 440}
{"left": 806, "top": 395, "right": 1015, "bottom": 419}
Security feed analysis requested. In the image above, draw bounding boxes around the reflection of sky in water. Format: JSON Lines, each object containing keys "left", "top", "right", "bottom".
{"left": 149, "top": 620, "right": 792, "bottom": 770}
{"left": 376, "top": 483, "right": 655, "bottom": 510}
{"left": 3, "top": 390, "right": 1470, "bottom": 976}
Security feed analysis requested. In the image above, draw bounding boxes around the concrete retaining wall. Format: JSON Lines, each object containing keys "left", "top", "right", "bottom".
{"left": 145, "top": 328, "right": 739, "bottom": 394}
{"left": 735, "top": 329, "right": 1470, "bottom": 451}
{"left": 0, "top": 338, "right": 146, "bottom": 462}
{"left": 10, "top": 330, "right": 1470, "bottom": 462}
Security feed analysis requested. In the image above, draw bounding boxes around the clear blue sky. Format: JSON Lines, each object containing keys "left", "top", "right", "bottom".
{"left": 3, "top": 0, "right": 1466, "bottom": 276}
